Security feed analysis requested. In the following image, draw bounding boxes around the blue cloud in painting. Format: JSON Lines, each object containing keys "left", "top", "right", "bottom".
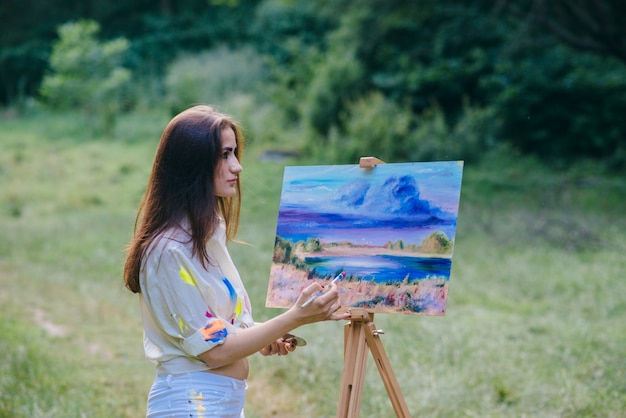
{"left": 336, "top": 175, "right": 437, "bottom": 217}
{"left": 336, "top": 179, "right": 370, "bottom": 207}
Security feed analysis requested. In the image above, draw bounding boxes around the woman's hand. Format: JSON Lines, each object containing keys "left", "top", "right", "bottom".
{"left": 289, "top": 282, "right": 350, "bottom": 325}
{"left": 259, "top": 338, "right": 297, "bottom": 356}
{"left": 227, "top": 283, "right": 351, "bottom": 364}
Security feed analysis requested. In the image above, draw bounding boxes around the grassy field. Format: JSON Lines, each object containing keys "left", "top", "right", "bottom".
{"left": 1, "top": 110, "right": 625, "bottom": 417}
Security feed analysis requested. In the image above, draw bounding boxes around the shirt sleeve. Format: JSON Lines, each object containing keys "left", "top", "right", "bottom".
{"left": 141, "top": 242, "right": 232, "bottom": 358}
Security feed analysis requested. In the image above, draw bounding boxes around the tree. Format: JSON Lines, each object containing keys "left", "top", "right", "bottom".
{"left": 501, "top": 0, "right": 626, "bottom": 64}
{"left": 304, "top": 238, "right": 323, "bottom": 253}
{"left": 281, "top": 0, "right": 626, "bottom": 168}
{"left": 39, "top": 19, "right": 131, "bottom": 135}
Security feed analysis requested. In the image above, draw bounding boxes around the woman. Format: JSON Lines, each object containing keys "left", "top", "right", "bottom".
{"left": 123, "top": 105, "right": 346, "bottom": 417}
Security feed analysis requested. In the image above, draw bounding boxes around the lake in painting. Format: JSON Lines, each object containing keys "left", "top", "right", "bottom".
{"left": 265, "top": 161, "right": 464, "bottom": 315}
{"left": 303, "top": 254, "right": 452, "bottom": 284}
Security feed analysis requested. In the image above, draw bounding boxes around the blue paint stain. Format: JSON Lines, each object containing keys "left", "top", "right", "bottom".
{"left": 222, "top": 278, "right": 237, "bottom": 303}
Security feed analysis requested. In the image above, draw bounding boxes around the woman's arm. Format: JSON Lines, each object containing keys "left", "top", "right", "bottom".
{"left": 198, "top": 282, "right": 348, "bottom": 369}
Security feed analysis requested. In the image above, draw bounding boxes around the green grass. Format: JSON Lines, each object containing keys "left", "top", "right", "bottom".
{"left": 1, "top": 110, "right": 625, "bottom": 417}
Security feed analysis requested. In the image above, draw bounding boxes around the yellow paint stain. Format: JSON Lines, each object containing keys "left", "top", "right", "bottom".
{"left": 176, "top": 314, "right": 189, "bottom": 333}
{"left": 234, "top": 297, "right": 243, "bottom": 318}
{"left": 197, "top": 391, "right": 206, "bottom": 415}
{"left": 190, "top": 390, "right": 206, "bottom": 417}
{"left": 179, "top": 266, "right": 197, "bottom": 287}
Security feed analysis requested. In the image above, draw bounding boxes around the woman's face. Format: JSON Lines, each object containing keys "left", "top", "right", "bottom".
{"left": 214, "top": 127, "right": 242, "bottom": 198}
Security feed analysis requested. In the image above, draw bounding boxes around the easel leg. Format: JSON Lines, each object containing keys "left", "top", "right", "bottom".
{"left": 363, "top": 322, "right": 412, "bottom": 418}
{"left": 336, "top": 311, "right": 412, "bottom": 418}
{"left": 336, "top": 318, "right": 370, "bottom": 418}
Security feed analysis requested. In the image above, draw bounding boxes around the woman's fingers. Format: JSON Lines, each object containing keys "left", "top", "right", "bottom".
{"left": 261, "top": 339, "right": 295, "bottom": 356}
{"left": 301, "top": 282, "right": 324, "bottom": 298}
{"left": 315, "top": 284, "right": 339, "bottom": 306}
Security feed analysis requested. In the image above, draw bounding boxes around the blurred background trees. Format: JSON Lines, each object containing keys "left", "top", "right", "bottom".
{"left": 39, "top": 20, "right": 132, "bottom": 135}
{"left": 1, "top": 0, "right": 625, "bottom": 169}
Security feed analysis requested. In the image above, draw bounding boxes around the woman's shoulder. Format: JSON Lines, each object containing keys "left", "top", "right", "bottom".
{"left": 209, "top": 217, "right": 227, "bottom": 244}
{"left": 148, "top": 226, "right": 192, "bottom": 259}
{"left": 141, "top": 230, "right": 195, "bottom": 282}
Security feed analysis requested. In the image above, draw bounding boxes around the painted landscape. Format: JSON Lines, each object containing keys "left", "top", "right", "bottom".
{"left": 265, "top": 161, "right": 464, "bottom": 315}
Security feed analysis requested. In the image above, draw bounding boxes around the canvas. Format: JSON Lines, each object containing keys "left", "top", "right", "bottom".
{"left": 266, "top": 161, "right": 464, "bottom": 315}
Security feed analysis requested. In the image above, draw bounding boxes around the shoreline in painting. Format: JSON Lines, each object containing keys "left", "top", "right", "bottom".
{"left": 295, "top": 245, "right": 452, "bottom": 260}
{"left": 266, "top": 263, "right": 448, "bottom": 316}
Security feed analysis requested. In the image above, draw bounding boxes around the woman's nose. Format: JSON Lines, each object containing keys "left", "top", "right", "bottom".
{"left": 231, "top": 158, "right": 243, "bottom": 173}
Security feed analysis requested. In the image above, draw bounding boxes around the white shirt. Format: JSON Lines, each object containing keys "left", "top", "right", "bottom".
{"left": 139, "top": 219, "right": 255, "bottom": 376}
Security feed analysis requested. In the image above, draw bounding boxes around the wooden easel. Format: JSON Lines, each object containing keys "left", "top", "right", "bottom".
{"left": 336, "top": 308, "right": 411, "bottom": 418}
{"left": 335, "top": 157, "right": 411, "bottom": 418}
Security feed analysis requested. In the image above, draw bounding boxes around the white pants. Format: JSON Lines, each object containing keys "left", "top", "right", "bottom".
{"left": 147, "top": 371, "right": 247, "bottom": 417}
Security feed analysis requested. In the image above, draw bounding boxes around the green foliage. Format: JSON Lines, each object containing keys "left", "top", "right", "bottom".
{"left": 263, "top": 0, "right": 626, "bottom": 169}
{"left": 252, "top": 0, "right": 335, "bottom": 63}
{"left": 164, "top": 46, "right": 267, "bottom": 115}
{"left": 385, "top": 233, "right": 453, "bottom": 255}
{"left": 251, "top": 0, "right": 340, "bottom": 125}
{"left": 485, "top": 45, "right": 626, "bottom": 166}
{"left": 387, "top": 240, "right": 405, "bottom": 250}
{"left": 303, "top": 50, "right": 364, "bottom": 137}
{"left": 303, "top": 237, "right": 323, "bottom": 252}
{"left": 4, "top": 0, "right": 626, "bottom": 168}
{"left": 420, "top": 231, "right": 453, "bottom": 254}
{"left": 272, "top": 237, "right": 311, "bottom": 270}
{"left": 273, "top": 236, "right": 293, "bottom": 263}
{"left": 341, "top": 0, "right": 504, "bottom": 112}
{"left": 0, "top": 0, "right": 263, "bottom": 104}
{"left": 318, "top": 92, "right": 412, "bottom": 163}
{"left": 408, "top": 102, "right": 497, "bottom": 163}
{"left": 311, "top": 91, "right": 495, "bottom": 165}
{"left": 39, "top": 19, "right": 132, "bottom": 135}
{"left": 259, "top": 1, "right": 510, "bottom": 165}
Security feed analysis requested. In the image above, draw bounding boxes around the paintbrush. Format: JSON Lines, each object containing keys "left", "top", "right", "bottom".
{"left": 300, "top": 271, "right": 346, "bottom": 308}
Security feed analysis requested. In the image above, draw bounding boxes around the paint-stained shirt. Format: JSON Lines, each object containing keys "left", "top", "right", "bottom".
{"left": 139, "top": 218, "right": 255, "bottom": 376}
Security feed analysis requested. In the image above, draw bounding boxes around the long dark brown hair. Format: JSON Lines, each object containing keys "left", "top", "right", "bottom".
{"left": 123, "top": 105, "right": 244, "bottom": 293}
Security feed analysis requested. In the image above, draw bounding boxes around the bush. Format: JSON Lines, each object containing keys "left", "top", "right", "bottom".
{"left": 486, "top": 46, "right": 626, "bottom": 166}
{"left": 164, "top": 46, "right": 268, "bottom": 115}
{"left": 302, "top": 49, "right": 364, "bottom": 137}
{"left": 320, "top": 92, "right": 412, "bottom": 163}
{"left": 312, "top": 92, "right": 496, "bottom": 165}
{"left": 407, "top": 101, "right": 497, "bottom": 163}
{"left": 39, "top": 19, "right": 132, "bottom": 136}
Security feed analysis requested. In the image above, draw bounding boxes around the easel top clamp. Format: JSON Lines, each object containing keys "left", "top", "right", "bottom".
{"left": 336, "top": 157, "right": 412, "bottom": 418}
{"left": 358, "top": 156, "right": 386, "bottom": 168}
